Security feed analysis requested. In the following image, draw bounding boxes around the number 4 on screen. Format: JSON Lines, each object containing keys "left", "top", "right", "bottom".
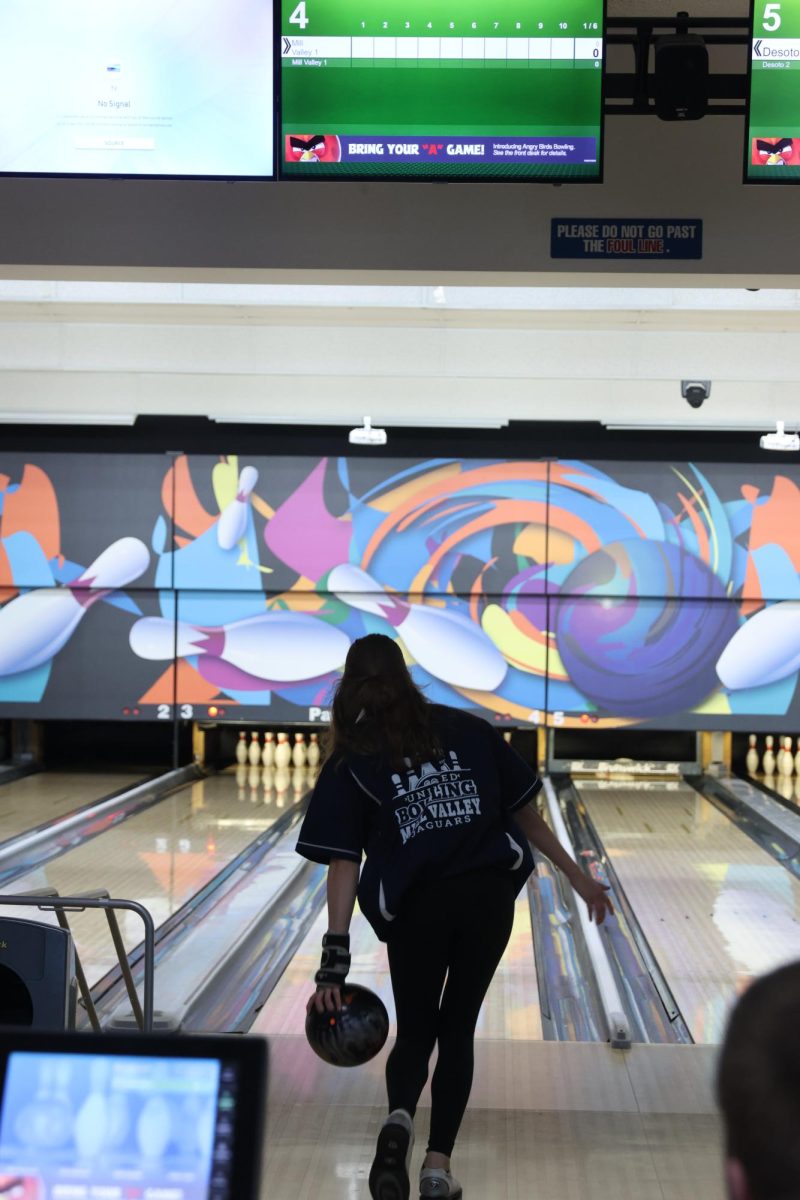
{"left": 289, "top": 1, "right": 309, "bottom": 30}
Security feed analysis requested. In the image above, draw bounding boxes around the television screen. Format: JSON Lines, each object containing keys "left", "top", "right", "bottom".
{"left": 745, "top": 0, "right": 800, "bottom": 179}
{"left": 0, "top": 0, "right": 274, "bottom": 178}
{"left": 0, "top": 1032, "right": 267, "bottom": 1200}
{"left": 279, "top": 0, "right": 604, "bottom": 180}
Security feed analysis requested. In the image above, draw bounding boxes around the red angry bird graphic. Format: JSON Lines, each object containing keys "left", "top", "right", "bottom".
{"left": 285, "top": 134, "right": 342, "bottom": 163}
{"left": 752, "top": 136, "right": 800, "bottom": 166}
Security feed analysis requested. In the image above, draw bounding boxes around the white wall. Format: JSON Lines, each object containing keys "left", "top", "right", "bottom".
{"left": 0, "top": 113, "right": 799, "bottom": 282}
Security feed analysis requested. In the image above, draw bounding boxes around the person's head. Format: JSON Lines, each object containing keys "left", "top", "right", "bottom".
{"left": 717, "top": 960, "right": 800, "bottom": 1200}
{"left": 328, "top": 633, "right": 440, "bottom": 769}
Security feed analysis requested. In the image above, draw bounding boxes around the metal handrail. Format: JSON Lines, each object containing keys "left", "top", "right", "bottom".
{"left": 0, "top": 894, "right": 155, "bottom": 1032}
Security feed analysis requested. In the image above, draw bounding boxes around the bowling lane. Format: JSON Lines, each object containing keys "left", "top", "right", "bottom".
{"left": 253, "top": 887, "right": 542, "bottom": 1041}
{"left": 0, "top": 769, "right": 145, "bottom": 844}
{"left": 0, "top": 764, "right": 308, "bottom": 985}
{"left": 577, "top": 779, "right": 800, "bottom": 1043}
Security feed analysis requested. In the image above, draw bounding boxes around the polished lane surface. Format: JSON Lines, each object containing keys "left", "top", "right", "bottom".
{"left": 0, "top": 769, "right": 145, "bottom": 843}
{"left": 254, "top": 885, "right": 542, "bottom": 1042}
{"left": 0, "top": 764, "right": 309, "bottom": 985}
{"left": 577, "top": 778, "right": 800, "bottom": 1043}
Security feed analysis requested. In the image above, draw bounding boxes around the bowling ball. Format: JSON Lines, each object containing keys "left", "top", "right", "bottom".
{"left": 553, "top": 540, "right": 738, "bottom": 718}
{"left": 305, "top": 984, "right": 389, "bottom": 1068}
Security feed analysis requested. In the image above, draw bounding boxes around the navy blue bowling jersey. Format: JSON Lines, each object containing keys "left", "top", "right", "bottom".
{"left": 296, "top": 706, "right": 541, "bottom": 941}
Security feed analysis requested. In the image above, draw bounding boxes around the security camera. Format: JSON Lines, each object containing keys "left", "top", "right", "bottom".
{"left": 681, "top": 380, "right": 711, "bottom": 409}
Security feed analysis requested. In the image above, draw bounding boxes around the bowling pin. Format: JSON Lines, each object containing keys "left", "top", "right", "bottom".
{"left": 274, "top": 764, "right": 290, "bottom": 806}
{"left": 235, "top": 731, "right": 248, "bottom": 765}
{"left": 763, "top": 735, "right": 776, "bottom": 775}
{"left": 781, "top": 736, "right": 794, "bottom": 776}
{"left": 274, "top": 732, "right": 292, "bottom": 768}
{"left": 795, "top": 737, "right": 800, "bottom": 776}
{"left": 328, "top": 562, "right": 507, "bottom": 691}
{"left": 130, "top": 610, "right": 349, "bottom": 682}
{"left": 503, "top": 731, "right": 512, "bottom": 744}
{"left": 745, "top": 734, "right": 759, "bottom": 775}
{"left": 292, "top": 732, "right": 307, "bottom": 767}
{"left": 248, "top": 731, "right": 262, "bottom": 766}
{"left": 0, "top": 536, "right": 149, "bottom": 677}
{"left": 307, "top": 732, "right": 320, "bottom": 768}
{"left": 217, "top": 466, "right": 259, "bottom": 551}
{"left": 261, "top": 730, "right": 275, "bottom": 767}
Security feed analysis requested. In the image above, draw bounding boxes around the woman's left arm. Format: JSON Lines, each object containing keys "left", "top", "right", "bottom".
{"left": 309, "top": 857, "right": 360, "bottom": 1014}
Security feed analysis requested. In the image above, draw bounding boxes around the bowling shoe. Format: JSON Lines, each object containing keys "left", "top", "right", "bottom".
{"left": 369, "top": 1108, "right": 414, "bottom": 1200}
{"left": 419, "top": 1167, "right": 463, "bottom": 1198}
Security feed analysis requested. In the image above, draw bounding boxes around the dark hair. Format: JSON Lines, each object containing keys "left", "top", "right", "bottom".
{"left": 717, "top": 960, "right": 800, "bottom": 1200}
{"left": 327, "top": 633, "right": 441, "bottom": 770}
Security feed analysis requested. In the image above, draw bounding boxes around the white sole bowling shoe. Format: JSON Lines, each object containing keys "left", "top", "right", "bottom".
{"left": 419, "top": 1167, "right": 463, "bottom": 1199}
{"left": 369, "top": 1108, "right": 415, "bottom": 1200}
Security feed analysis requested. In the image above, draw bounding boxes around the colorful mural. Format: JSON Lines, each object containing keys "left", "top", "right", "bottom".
{"left": 1, "top": 453, "right": 799, "bottom": 728}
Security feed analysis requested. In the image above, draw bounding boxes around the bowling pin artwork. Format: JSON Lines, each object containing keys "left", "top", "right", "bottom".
{"left": 0, "top": 536, "right": 149, "bottom": 677}
{"left": 235, "top": 731, "right": 248, "bottom": 765}
{"left": 261, "top": 731, "right": 275, "bottom": 767}
{"left": 129, "top": 610, "right": 349, "bottom": 683}
{"left": 248, "top": 731, "right": 262, "bottom": 766}
{"left": 217, "top": 466, "right": 259, "bottom": 551}
{"left": 745, "top": 735, "right": 759, "bottom": 775}
{"left": 274, "top": 732, "right": 292, "bottom": 768}
{"left": 763, "top": 735, "right": 776, "bottom": 775}
{"left": 307, "top": 732, "right": 320, "bottom": 768}
{"left": 292, "top": 732, "right": 307, "bottom": 767}
{"left": 137, "top": 1095, "right": 173, "bottom": 1160}
{"left": 74, "top": 1061, "right": 110, "bottom": 1160}
{"left": 328, "top": 563, "right": 507, "bottom": 691}
{"left": 717, "top": 600, "right": 800, "bottom": 690}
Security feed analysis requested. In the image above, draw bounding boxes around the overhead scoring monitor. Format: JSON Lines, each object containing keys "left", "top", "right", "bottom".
{"left": 746, "top": 0, "right": 800, "bottom": 179}
{"left": 279, "top": 0, "right": 605, "bottom": 180}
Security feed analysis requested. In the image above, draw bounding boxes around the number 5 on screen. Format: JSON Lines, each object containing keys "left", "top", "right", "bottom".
{"left": 763, "top": 3, "right": 781, "bottom": 30}
{"left": 290, "top": 1, "right": 309, "bottom": 29}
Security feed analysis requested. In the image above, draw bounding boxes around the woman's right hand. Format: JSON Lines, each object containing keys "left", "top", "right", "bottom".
{"left": 307, "top": 985, "right": 342, "bottom": 1014}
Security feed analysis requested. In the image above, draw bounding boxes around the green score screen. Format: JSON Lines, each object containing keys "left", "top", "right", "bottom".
{"left": 747, "top": 0, "right": 800, "bottom": 179}
{"left": 279, "top": 0, "right": 605, "bottom": 180}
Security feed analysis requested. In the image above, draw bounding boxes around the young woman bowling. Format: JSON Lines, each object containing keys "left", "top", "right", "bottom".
{"left": 297, "top": 633, "right": 612, "bottom": 1200}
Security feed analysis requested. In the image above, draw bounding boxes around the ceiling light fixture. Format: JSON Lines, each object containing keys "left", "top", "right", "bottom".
{"left": 348, "top": 415, "right": 387, "bottom": 446}
{"left": 760, "top": 421, "right": 800, "bottom": 452}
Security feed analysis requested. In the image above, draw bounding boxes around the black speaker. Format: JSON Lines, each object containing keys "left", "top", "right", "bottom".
{"left": 653, "top": 35, "right": 709, "bottom": 120}
{"left": 0, "top": 918, "right": 77, "bottom": 1029}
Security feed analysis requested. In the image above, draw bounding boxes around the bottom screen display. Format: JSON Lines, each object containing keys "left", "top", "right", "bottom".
{"left": 0, "top": 1051, "right": 237, "bottom": 1200}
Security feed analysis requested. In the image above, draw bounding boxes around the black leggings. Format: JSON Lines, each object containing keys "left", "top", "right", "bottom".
{"left": 385, "top": 869, "right": 517, "bottom": 1157}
